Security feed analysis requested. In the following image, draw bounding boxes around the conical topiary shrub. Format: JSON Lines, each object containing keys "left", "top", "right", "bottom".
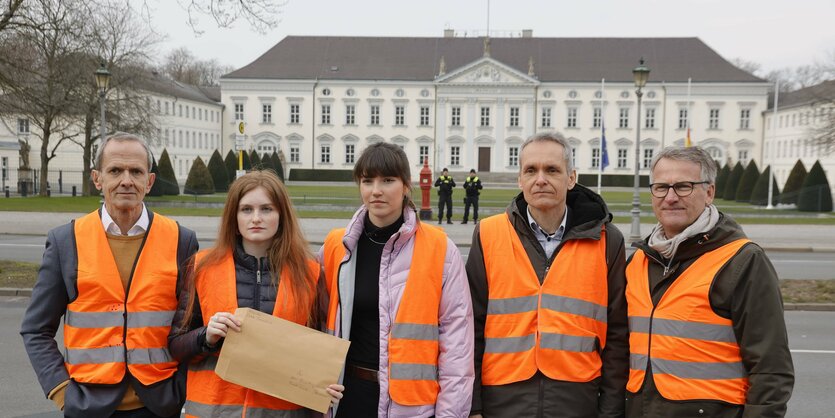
{"left": 184, "top": 157, "right": 215, "bottom": 195}
{"left": 261, "top": 153, "right": 276, "bottom": 173}
{"left": 148, "top": 157, "right": 164, "bottom": 197}
{"left": 242, "top": 149, "right": 252, "bottom": 170}
{"left": 722, "top": 162, "right": 744, "bottom": 201}
{"left": 224, "top": 150, "right": 238, "bottom": 185}
{"left": 207, "top": 150, "right": 229, "bottom": 192}
{"left": 735, "top": 160, "right": 760, "bottom": 202}
{"left": 714, "top": 164, "right": 731, "bottom": 199}
{"left": 272, "top": 152, "right": 285, "bottom": 182}
{"left": 750, "top": 165, "right": 780, "bottom": 206}
{"left": 780, "top": 160, "right": 807, "bottom": 205}
{"left": 249, "top": 150, "right": 262, "bottom": 170}
{"left": 157, "top": 149, "right": 180, "bottom": 195}
{"left": 798, "top": 160, "right": 833, "bottom": 212}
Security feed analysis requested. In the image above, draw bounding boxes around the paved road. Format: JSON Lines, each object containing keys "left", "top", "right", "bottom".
{"left": 1, "top": 296, "right": 830, "bottom": 418}
{"left": 3, "top": 234, "right": 834, "bottom": 279}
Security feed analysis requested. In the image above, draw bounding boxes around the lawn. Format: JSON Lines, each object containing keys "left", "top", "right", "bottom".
{"left": 0, "top": 184, "right": 833, "bottom": 224}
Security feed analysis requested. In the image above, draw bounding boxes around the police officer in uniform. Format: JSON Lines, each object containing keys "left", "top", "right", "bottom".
{"left": 462, "top": 169, "right": 483, "bottom": 224}
{"left": 434, "top": 167, "right": 456, "bottom": 224}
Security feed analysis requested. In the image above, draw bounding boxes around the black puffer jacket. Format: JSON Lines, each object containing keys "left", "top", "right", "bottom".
{"left": 168, "top": 241, "right": 328, "bottom": 360}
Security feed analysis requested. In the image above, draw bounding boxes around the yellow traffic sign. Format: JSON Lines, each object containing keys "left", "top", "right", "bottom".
{"left": 237, "top": 121, "right": 245, "bottom": 135}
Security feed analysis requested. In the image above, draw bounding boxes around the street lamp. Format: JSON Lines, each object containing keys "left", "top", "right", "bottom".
{"left": 94, "top": 63, "right": 111, "bottom": 145}
{"left": 629, "top": 58, "right": 650, "bottom": 243}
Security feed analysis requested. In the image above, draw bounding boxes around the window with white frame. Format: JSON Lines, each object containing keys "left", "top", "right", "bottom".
{"left": 678, "top": 108, "right": 688, "bottom": 129}
{"left": 199, "top": 108, "right": 203, "bottom": 120}
{"left": 262, "top": 104, "right": 272, "bottom": 123}
{"left": 186, "top": 106, "right": 190, "bottom": 119}
{"left": 179, "top": 104, "right": 183, "bottom": 117}
{"left": 510, "top": 107, "right": 520, "bottom": 127}
{"left": 480, "top": 106, "right": 490, "bottom": 127}
{"left": 643, "top": 148, "right": 654, "bottom": 169}
{"left": 164, "top": 129, "right": 169, "bottom": 147}
{"left": 419, "top": 146, "right": 429, "bottom": 164}
{"left": 290, "top": 146, "right": 300, "bottom": 163}
{"left": 619, "top": 108, "right": 629, "bottom": 128}
{"left": 592, "top": 148, "right": 600, "bottom": 168}
{"left": 739, "top": 109, "right": 750, "bottom": 129}
{"left": 420, "top": 106, "right": 430, "bottom": 126}
{"left": 617, "top": 148, "right": 628, "bottom": 168}
{"left": 508, "top": 146, "right": 519, "bottom": 167}
{"left": 320, "top": 145, "right": 331, "bottom": 163}
{"left": 177, "top": 131, "right": 182, "bottom": 148}
{"left": 450, "top": 146, "right": 460, "bottom": 166}
{"left": 17, "top": 118, "right": 29, "bottom": 134}
{"left": 234, "top": 103, "right": 244, "bottom": 120}
{"left": 346, "top": 104, "right": 356, "bottom": 125}
{"left": 541, "top": 107, "right": 552, "bottom": 127}
{"left": 395, "top": 105, "right": 405, "bottom": 125}
{"left": 592, "top": 107, "right": 602, "bottom": 128}
{"left": 451, "top": 106, "right": 461, "bottom": 126}
{"left": 345, "top": 144, "right": 355, "bottom": 164}
{"left": 164, "top": 102, "right": 169, "bottom": 115}
{"left": 370, "top": 105, "right": 380, "bottom": 125}
{"left": 709, "top": 108, "right": 720, "bottom": 129}
{"left": 290, "top": 104, "right": 300, "bottom": 124}
{"left": 571, "top": 148, "right": 577, "bottom": 168}
{"left": 321, "top": 104, "right": 331, "bottom": 124}
{"left": 738, "top": 150, "right": 749, "bottom": 165}
{"left": 566, "top": 107, "right": 578, "bottom": 128}
{"left": 645, "top": 108, "right": 656, "bottom": 128}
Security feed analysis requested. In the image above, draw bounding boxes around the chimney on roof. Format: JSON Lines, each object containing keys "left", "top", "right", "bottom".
{"left": 522, "top": 29, "right": 533, "bottom": 38}
{"left": 444, "top": 29, "right": 454, "bottom": 38}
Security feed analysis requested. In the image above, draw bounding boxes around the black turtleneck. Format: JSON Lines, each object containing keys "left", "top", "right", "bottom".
{"left": 347, "top": 213, "right": 404, "bottom": 369}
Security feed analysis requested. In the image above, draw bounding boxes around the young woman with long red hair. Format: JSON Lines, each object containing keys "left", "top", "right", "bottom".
{"left": 169, "top": 170, "right": 342, "bottom": 417}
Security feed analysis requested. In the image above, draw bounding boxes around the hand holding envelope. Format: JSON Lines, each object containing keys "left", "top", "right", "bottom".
{"left": 214, "top": 307, "right": 351, "bottom": 413}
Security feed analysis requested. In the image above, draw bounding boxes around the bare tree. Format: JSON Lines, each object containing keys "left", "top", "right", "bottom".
{"left": 730, "top": 57, "right": 762, "bottom": 76}
{"left": 177, "top": 0, "right": 286, "bottom": 34}
{"left": 162, "top": 46, "right": 234, "bottom": 86}
{"left": 0, "top": 0, "right": 25, "bottom": 34}
{"left": 0, "top": 0, "right": 91, "bottom": 196}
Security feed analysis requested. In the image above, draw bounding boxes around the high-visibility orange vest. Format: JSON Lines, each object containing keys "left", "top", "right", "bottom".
{"left": 185, "top": 250, "right": 320, "bottom": 418}
{"left": 64, "top": 211, "right": 180, "bottom": 386}
{"left": 626, "top": 239, "right": 751, "bottom": 405}
{"left": 323, "top": 223, "right": 447, "bottom": 406}
{"left": 478, "top": 213, "right": 609, "bottom": 386}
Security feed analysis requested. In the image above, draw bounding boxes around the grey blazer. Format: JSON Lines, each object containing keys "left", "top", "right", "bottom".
{"left": 20, "top": 210, "right": 198, "bottom": 418}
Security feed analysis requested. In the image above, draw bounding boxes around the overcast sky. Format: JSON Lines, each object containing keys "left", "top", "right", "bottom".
{"left": 145, "top": 0, "right": 835, "bottom": 75}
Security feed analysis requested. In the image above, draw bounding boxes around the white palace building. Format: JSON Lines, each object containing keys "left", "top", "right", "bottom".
{"left": 219, "top": 30, "right": 771, "bottom": 180}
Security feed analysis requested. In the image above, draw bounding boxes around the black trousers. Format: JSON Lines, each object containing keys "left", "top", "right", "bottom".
{"left": 335, "top": 374, "right": 379, "bottom": 418}
{"left": 110, "top": 408, "right": 178, "bottom": 418}
{"left": 463, "top": 197, "right": 479, "bottom": 222}
{"left": 438, "top": 194, "right": 453, "bottom": 221}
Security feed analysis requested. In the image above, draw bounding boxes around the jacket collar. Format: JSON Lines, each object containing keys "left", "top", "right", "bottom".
{"left": 633, "top": 212, "right": 748, "bottom": 264}
{"left": 507, "top": 183, "right": 611, "bottom": 242}
{"left": 342, "top": 205, "right": 419, "bottom": 253}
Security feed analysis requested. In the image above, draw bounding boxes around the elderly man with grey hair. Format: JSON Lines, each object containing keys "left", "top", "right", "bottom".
{"left": 624, "top": 146, "right": 794, "bottom": 418}
{"left": 21, "top": 133, "right": 198, "bottom": 418}
{"left": 466, "top": 131, "right": 629, "bottom": 417}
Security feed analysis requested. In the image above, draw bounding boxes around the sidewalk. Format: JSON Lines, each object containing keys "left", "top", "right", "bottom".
{"left": 1, "top": 211, "right": 834, "bottom": 251}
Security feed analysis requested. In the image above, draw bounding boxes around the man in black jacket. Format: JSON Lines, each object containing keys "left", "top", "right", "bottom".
{"left": 462, "top": 169, "right": 483, "bottom": 224}
{"left": 434, "top": 167, "right": 455, "bottom": 224}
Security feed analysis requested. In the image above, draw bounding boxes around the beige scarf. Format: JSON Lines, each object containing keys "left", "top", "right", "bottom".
{"left": 648, "top": 204, "right": 720, "bottom": 260}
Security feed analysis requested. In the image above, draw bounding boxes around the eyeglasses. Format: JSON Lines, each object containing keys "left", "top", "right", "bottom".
{"left": 649, "top": 181, "right": 710, "bottom": 198}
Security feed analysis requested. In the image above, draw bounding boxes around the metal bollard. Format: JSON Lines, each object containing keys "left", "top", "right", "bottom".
{"left": 4, "top": 186, "right": 8, "bottom": 198}
{"left": 72, "top": 185, "right": 77, "bottom": 197}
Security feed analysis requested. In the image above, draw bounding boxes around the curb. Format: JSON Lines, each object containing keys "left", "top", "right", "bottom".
{"left": 2, "top": 287, "right": 834, "bottom": 311}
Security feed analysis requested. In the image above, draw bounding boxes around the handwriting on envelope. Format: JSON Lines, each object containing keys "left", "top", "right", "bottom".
{"left": 215, "top": 307, "right": 350, "bottom": 413}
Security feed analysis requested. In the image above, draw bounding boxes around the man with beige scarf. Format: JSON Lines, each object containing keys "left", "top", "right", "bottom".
{"left": 624, "top": 146, "right": 794, "bottom": 418}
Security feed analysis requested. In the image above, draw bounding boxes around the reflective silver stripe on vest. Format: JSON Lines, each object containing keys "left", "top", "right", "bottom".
{"left": 390, "top": 363, "right": 438, "bottom": 381}
{"left": 391, "top": 323, "right": 439, "bottom": 341}
{"left": 540, "top": 294, "right": 607, "bottom": 323}
{"left": 247, "top": 407, "right": 309, "bottom": 418}
{"left": 65, "top": 346, "right": 124, "bottom": 365}
{"left": 629, "top": 316, "right": 736, "bottom": 343}
{"left": 484, "top": 334, "right": 536, "bottom": 353}
{"left": 540, "top": 332, "right": 597, "bottom": 352}
{"left": 185, "top": 400, "right": 243, "bottom": 417}
{"left": 126, "top": 310, "right": 176, "bottom": 328}
{"left": 629, "top": 353, "right": 747, "bottom": 380}
{"left": 487, "top": 295, "right": 538, "bottom": 314}
{"left": 127, "top": 347, "right": 173, "bottom": 364}
{"left": 65, "top": 310, "right": 123, "bottom": 328}
{"left": 189, "top": 355, "right": 218, "bottom": 372}
{"left": 65, "top": 310, "right": 176, "bottom": 329}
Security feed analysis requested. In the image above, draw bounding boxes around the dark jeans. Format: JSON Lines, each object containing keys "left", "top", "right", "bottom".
{"left": 438, "top": 194, "right": 453, "bottom": 221}
{"left": 110, "top": 407, "right": 177, "bottom": 418}
{"left": 335, "top": 374, "right": 379, "bottom": 418}
{"left": 463, "top": 197, "right": 479, "bottom": 222}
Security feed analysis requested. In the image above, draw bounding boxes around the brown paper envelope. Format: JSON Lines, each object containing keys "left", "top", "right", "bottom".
{"left": 215, "top": 307, "right": 350, "bottom": 413}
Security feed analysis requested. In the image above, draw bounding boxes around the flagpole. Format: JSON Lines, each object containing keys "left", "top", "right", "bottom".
{"left": 686, "top": 77, "right": 692, "bottom": 147}
{"left": 767, "top": 80, "right": 779, "bottom": 209}
{"left": 597, "top": 78, "right": 605, "bottom": 195}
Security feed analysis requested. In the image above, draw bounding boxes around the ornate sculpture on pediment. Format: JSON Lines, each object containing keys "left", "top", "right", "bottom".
{"left": 528, "top": 57, "right": 535, "bottom": 76}
{"left": 439, "top": 56, "right": 446, "bottom": 76}
{"left": 483, "top": 36, "right": 491, "bottom": 57}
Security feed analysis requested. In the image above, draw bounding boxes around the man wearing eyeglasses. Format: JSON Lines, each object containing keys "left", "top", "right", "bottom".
{"left": 625, "top": 146, "right": 794, "bottom": 418}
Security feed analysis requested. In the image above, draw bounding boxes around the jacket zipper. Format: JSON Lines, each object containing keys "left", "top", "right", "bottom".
{"left": 385, "top": 231, "right": 400, "bottom": 418}
{"left": 122, "top": 222, "right": 151, "bottom": 363}
{"left": 255, "top": 258, "right": 262, "bottom": 312}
